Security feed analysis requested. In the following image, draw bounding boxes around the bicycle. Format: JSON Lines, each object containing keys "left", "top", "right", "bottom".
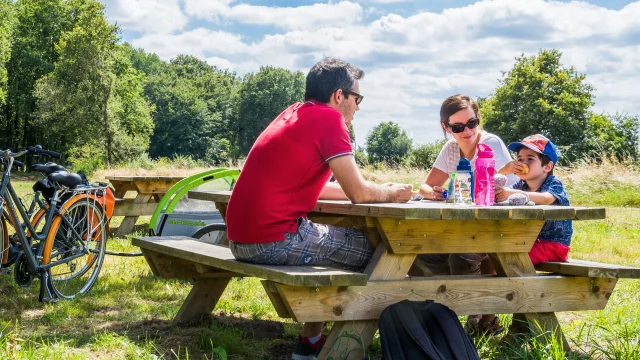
{"left": 0, "top": 146, "right": 111, "bottom": 301}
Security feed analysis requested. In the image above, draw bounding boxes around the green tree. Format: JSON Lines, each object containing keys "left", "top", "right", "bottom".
{"left": 480, "top": 49, "right": 594, "bottom": 163}
{"left": 235, "top": 66, "right": 305, "bottom": 156}
{"left": 145, "top": 55, "right": 237, "bottom": 164}
{"left": 580, "top": 113, "right": 639, "bottom": 161}
{"left": 408, "top": 139, "right": 445, "bottom": 169}
{"left": 1, "top": 0, "right": 77, "bottom": 148}
{"left": 0, "top": 0, "right": 15, "bottom": 106}
{"left": 366, "top": 121, "right": 412, "bottom": 166}
{"left": 121, "top": 42, "right": 165, "bottom": 77}
{"left": 33, "top": 2, "right": 153, "bottom": 166}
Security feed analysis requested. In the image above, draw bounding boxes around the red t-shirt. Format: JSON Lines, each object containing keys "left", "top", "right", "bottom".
{"left": 226, "top": 101, "right": 353, "bottom": 244}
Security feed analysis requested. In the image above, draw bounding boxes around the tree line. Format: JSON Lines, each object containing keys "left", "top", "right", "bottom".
{"left": 1, "top": 1, "right": 637, "bottom": 172}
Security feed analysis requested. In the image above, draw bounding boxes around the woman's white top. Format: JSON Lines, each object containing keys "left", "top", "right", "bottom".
{"left": 432, "top": 131, "right": 518, "bottom": 186}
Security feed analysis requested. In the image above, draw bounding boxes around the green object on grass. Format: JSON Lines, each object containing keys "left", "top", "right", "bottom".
{"left": 148, "top": 168, "right": 240, "bottom": 235}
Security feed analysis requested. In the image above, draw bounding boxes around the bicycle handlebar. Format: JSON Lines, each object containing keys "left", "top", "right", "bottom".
{"left": 26, "top": 146, "right": 61, "bottom": 159}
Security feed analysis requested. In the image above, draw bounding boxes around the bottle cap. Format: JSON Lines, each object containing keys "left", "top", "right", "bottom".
{"left": 477, "top": 143, "right": 494, "bottom": 158}
{"left": 456, "top": 158, "right": 471, "bottom": 172}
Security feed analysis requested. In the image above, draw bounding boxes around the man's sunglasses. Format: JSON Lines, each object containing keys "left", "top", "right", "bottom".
{"left": 447, "top": 117, "right": 480, "bottom": 133}
{"left": 344, "top": 90, "right": 364, "bottom": 105}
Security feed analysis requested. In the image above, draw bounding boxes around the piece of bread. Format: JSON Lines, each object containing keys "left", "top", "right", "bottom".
{"left": 516, "top": 164, "right": 529, "bottom": 175}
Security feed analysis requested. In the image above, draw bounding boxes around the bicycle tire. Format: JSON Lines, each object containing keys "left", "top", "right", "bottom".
{"left": 1, "top": 214, "right": 7, "bottom": 266}
{"left": 42, "top": 196, "right": 107, "bottom": 299}
{"left": 192, "top": 223, "right": 227, "bottom": 245}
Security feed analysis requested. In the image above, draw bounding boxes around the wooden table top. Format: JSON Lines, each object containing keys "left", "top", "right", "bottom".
{"left": 188, "top": 190, "right": 606, "bottom": 221}
{"left": 106, "top": 175, "right": 186, "bottom": 182}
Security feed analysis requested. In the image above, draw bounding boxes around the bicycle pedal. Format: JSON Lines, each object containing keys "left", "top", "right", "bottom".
{"left": 41, "top": 296, "right": 58, "bottom": 304}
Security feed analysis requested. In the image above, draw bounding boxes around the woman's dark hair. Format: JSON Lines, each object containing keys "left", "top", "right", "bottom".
{"left": 440, "top": 94, "right": 480, "bottom": 136}
{"left": 304, "top": 57, "right": 364, "bottom": 103}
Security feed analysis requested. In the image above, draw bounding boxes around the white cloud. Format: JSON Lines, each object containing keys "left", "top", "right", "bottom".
{"left": 132, "top": 28, "right": 251, "bottom": 60}
{"left": 106, "top": 0, "right": 640, "bottom": 146}
{"left": 184, "top": 0, "right": 364, "bottom": 30}
{"left": 102, "top": 0, "right": 188, "bottom": 34}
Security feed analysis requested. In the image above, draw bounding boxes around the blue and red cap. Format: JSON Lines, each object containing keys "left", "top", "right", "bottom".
{"left": 507, "top": 134, "right": 558, "bottom": 164}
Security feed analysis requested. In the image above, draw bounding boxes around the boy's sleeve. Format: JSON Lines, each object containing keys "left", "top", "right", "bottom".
{"left": 509, "top": 180, "right": 525, "bottom": 190}
{"left": 543, "top": 177, "right": 570, "bottom": 206}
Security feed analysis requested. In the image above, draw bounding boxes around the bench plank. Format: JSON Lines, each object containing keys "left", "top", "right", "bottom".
{"left": 536, "top": 259, "right": 640, "bottom": 279}
{"left": 132, "top": 236, "right": 368, "bottom": 287}
{"left": 273, "top": 275, "right": 617, "bottom": 322}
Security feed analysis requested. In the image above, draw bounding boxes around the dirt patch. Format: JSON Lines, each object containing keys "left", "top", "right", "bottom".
{"left": 22, "top": 309, "right": 47, "bottom": 319}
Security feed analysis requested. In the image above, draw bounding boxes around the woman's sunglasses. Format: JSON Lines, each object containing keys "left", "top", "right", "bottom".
{"left": 344, "top": 90, "right": 364, "bottom": 105}
{"left": 447, "top": 117, "right": 480, "bottom": 133}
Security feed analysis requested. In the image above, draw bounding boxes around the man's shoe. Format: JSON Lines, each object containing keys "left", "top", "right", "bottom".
{"left": 291, "top": 335, "right": 326, "bottom": 360}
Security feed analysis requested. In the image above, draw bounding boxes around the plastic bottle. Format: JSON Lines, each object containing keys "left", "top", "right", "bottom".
{"left": 474, "top": 143, "right": 496, "bottom": 206}
{"left": 454, "top": 159, "right": 474, "bottom": 204}
{"left": 445, "top": 173, "right": 455, "bottom": 203}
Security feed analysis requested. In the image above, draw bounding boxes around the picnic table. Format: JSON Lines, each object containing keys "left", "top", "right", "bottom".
{"left": 106, "top": 175, "right": 185, "bottom": 236}
{"left": 133, "top": 190, "right": 640, "bottom": 359}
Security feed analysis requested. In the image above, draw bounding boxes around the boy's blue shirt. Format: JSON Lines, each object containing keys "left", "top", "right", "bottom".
{"left": 509, "top": 175, "right": 574, "bottom": 246}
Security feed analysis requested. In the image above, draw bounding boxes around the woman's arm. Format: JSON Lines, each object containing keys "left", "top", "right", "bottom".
{"left": 484, "top": 135, "right": 519, "bottom": 185}
{"left": 419, "top": 167, "right": 449, "bottom": 201}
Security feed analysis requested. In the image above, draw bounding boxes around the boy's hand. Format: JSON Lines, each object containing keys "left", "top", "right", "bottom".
{"left": 495, "top": 188, "right": 517, "bottom": 202}
{"left": 501, "top": 160, "right": 526, "bottom": 175}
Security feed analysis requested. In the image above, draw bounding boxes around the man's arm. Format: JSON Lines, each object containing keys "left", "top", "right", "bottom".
{"left": 319, "top": 181, "right": 349, "bottom": 200}
{"left": 327, "top": 155, "right": 413, "bottom": 203}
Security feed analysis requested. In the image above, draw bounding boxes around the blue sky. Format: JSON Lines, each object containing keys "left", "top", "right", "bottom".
{"left": 101, "top": 0, "right": 640, "bottom": 146}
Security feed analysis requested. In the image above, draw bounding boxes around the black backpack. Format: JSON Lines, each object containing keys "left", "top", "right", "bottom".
{"left": 379, "top": 300, "right": 480, "bottom": 360}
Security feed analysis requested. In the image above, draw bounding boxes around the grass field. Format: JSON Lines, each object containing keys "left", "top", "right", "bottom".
{"left": 1, "top": 160, "right": 639, "bottom": 359}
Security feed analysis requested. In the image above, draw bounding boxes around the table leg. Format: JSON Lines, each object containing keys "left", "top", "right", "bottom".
{"left": 319, "top": 245, "right": 416, "bottom": 359}
{"left": 115, "top": 193, "right": 152, "bottom": 237}
{"left": 489, "top": 252, "right": 571, "bottom": 351}
{"left": 172, "top": 277, "right": 231, "bottom": 325}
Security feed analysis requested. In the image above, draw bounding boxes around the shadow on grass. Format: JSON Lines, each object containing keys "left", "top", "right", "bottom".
{"left": 99, "top": 312, "right": 293, "bottom": 360}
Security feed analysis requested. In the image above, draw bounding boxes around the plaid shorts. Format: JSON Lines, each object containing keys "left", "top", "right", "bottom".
{"left": 229, "top": 217, "right": 374, "bottom": 272}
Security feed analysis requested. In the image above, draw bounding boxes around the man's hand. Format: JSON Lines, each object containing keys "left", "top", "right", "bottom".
{"left": 389, "top": 184, "right": 413, "bottom": 203}
{"left": 495, "top": 187, "right": 518, "bottom": 202}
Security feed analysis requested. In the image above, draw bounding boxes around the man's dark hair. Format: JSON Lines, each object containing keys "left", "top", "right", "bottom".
{"left": 304, "top": 57, "right": 364, "bottom": 102}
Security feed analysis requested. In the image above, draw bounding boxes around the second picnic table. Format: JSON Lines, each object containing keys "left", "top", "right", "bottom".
{"left": 107, "top": 175, "right": 185, "bottom": 236}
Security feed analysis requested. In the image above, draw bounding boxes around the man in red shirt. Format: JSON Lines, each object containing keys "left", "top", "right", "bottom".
{"left": 226, "top": 57, "right": 413, "bottom": 360}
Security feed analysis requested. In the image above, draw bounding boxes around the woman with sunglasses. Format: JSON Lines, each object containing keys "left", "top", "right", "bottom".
{"left": 419, "top": 94, "right": 517, "bottom": 201}
{"left": 416, "top": 94, "right": 516, "bottom": 336}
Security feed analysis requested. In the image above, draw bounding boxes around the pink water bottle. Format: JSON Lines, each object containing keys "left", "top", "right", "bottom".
{"left": 474, "top": 144, "right": 495, "bottom": 206}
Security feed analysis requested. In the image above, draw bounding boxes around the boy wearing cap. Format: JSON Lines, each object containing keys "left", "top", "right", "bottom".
{"left": 497, "top": 134, "right": 573, "bottom": 264}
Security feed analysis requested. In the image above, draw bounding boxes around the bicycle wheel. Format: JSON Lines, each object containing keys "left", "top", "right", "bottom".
{"left": 42, "top": 197, "right": 107, "bottom": 299}
{"left": 192, "top": 223, "right": 227, "bottom": 245}
{"left": 1, "top": 214, "right": 7, "bottom": 266}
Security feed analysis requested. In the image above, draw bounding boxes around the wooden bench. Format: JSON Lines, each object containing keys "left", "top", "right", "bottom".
{"left": 132, "top": 236, "right": 368, "bottom": 324}
{"left": 536, "top": 259, "right": 640, "bottom": 279}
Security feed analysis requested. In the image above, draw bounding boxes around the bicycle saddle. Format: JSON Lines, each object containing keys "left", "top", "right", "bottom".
{"left": 48, "top": 171, "right": 83, "bottom": 189}
{"left": 31, "top": 162, "right": 66, "bottom": 175}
